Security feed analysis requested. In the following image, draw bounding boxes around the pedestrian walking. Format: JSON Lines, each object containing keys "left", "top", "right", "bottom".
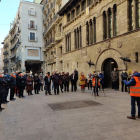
{"left": 10, "top": 72, "right": 16, "bottom": 101}
{"left": 44, "top": 72, "right": 52, "bottom": 95}
{"left": 26, "top": 74, "right": 33, "bottom": 96}
{"left": 34, "top": 74, "right": 40, "bottom": 94}
{"left": 111, "top": 68, "right": 119, "bottom": 90}
{"left": 0, "top": 72, "right": 7, "bottom": 111}
{"left": 121, "top": 70, "right": 128, "bottom": 92}
{"left": 64, "top": 72, "right": 70, "bottom": 92}
{"left": 87, "top": 73, "right": 92, "bottom": 90}
{"left": 79, "top": 72, "right": 86, "bottom": 93}
{"left": 92, "top": 73, "right": 100, "bottom": 96}
{"left": 123, "top": 70, "right": 140, "bottom": 119}
{"left": 70, "top": 72, "right": 77, "bottom": 92}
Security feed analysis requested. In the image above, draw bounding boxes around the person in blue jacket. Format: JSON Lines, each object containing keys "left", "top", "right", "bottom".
{"left": 123, "top": 70, "right": 140, "bottom": 119}
{"left": 99, "top": 71, "right": 105, "bottom": 90}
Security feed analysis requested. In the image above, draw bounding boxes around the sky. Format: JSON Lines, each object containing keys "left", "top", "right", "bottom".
{"left": 0, "top": 0, "right": 33, "bottom": 49}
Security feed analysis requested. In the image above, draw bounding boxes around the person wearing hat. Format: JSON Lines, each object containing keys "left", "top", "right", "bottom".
{"left": 0, "top": 71, "right": 7, "bottom": 111}
{"left": 44, "top": 72, "right": 52, "bottom": 95}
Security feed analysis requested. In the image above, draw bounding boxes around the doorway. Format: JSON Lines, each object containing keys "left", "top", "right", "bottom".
{"left": 102, "top": 58, "right": 118, "bottom": 88}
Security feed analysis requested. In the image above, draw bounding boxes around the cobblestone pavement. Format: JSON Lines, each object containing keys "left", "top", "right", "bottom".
{"left": 0, "top": 88, "right": 140, "bottom": 140}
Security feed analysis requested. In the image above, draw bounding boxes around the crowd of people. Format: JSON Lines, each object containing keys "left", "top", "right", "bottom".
{"left": 0, "top": 68, "right": 140, "bottom": 120}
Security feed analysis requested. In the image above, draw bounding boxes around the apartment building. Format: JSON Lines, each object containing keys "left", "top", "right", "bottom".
{"left": 0, "top": 48, "right": 4, "bottom": 71}
{"left": 34, "top": 0, "right": 42, "bottom": 4}
{"left": 41, "top": 0, "right": 68, "bottom": 74}
{"left": 57, "top": 0, "right": 140, "bottom": 89}
{"left": 3, "top": 0, "right": 44, "bottom": 74}
{"left": 3, "top": 35, "right": 9, "bottom": 73}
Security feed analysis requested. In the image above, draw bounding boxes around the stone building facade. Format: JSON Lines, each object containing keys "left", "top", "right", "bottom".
{"left": 56, "top": 0, "right": 140, "bottom": 88}
{"left": 41, "top": 0, "right": 68, "bottom": 74}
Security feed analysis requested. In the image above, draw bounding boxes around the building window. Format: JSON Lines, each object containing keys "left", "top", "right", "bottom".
{"left": 114, "top": 4, "right": 117, "bottom": 36}
{"left": 82, "top": 0, "right": 86, "bottom": 11}
{"left": 30, "top": 32, "right": 35, "bottom": 40}
{"left": 65, "top": 33, "right": 71, "bottom": 52}
{"left": 67, "top": 63, "right": 69, "bottom": 68}
{"left": 76, "top": 5, "right": 80, "bottom": 15}
{"left": 129, "top": 0, "right": 134, "bottom": 30}
{"left": 67, "top": 13, "right": 70, "bottom": 22}
{"left": 77, "top": 62, "right": 78, "bottom": 68}
{"left": 30, "top": 20, "right": 35, "bottom": 28}
{"left": 71, "top": 9, "right": 75, "bottom": 19}
{"left": 136, "top": 0, "right": 140, "bottom": 27}
{"left": 93, "top": 17, "right": 96, "bottom": 43}
{"left": 103, "top": 11, "right": 107, "bottom": 40}
{"left": 86, "top": 21, "right": 89, "bottom": 45}
{"left": 108, "top": 8, "right": 112, "bottom": 38}
{"left": 135, "top": 52, "right": 139, "bottom": 63}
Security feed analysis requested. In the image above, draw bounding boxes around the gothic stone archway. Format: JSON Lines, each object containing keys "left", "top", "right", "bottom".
{"left": 96, "top": 49, "right": 126, "bottom": 71}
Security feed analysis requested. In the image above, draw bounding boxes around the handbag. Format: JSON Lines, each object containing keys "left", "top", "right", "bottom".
{"left": 28, "top": 82, "right": 32, "bottom": 85}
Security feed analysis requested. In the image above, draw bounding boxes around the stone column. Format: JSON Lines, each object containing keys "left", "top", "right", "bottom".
{"left": 69, "top": 33, "right": 71, "bottom": 51}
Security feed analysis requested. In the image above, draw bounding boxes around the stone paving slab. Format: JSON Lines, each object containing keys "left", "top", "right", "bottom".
{"left": 0, "top": 88, "right": 140, "bottom": 140}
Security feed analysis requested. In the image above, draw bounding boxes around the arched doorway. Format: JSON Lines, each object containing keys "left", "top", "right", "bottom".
{"left": 102, "top": 58, "right": 118, "bottom": 88}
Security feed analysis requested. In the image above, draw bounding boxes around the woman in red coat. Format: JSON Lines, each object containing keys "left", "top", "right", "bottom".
{"left": 26, "top": 74, "right": 33, "bottom": 96}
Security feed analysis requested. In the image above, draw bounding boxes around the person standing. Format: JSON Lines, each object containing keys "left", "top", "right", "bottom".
{"left": 92, "top": 73, "right": 100, "bottom": 96}
{"left": 44, "top": 72, "right": 52, "bottom": 95}
{"left": 79, "top": 72, "right": 86, "bottom": 93}
{"left": 111, "top": 68, "right": 119, "bottom": 90}
{"left": 34, "top": 74, "right": 40, "bottom": 94}
{"left": 40, "top": 74, "right": 44, "bottom": 91}
{"left": 60, "top": 72, "right": 65, "bottom": 93}
{"left": 121, "top": 70, "right": 128, "bottom": 92}
{"left": 26, "top": 74, "right": 33, "bottom": 96}
{"left": 2, "top": 74, "right": 11, "bottom": 103}
{"left": 18, "top": 73, "right": 26, "bottom": 98}
{"left": 0, "top": 72, "right": 7, "bottom": 111}
{"left": 53, "top": 72, "right": 60, "bottom": 95}
{"left": 87, "top": 73, "right": 92, "bottom": 90}
{"left": 70, "top": 72, "right": 77, "bottom": 92}
{"left": 16, "top": 71, "right": 19, "bottom": 96}
{"left": 64, "top": 72, "right": 70, "bottom": 92}
{"left": 74, "top": 69, "right": 78, "bottom": 91}
{"left": 10, "top": 72, "right": 16, "bottom": 101}
{"left": 123, "top": 70, "right": 140, "bottom": 119}
{"left": 99, "top": 71, "right": 105, "bottom": 90}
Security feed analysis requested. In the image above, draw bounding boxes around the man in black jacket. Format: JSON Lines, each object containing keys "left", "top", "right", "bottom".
{"left": 70, "top": 72, "right": 77, "bottom": 92}
{"left": 44, "top": 72, "right": 52, "bottom": 95}
{"left": 121, "top": 70, "right": 128, "bottom": 92}
{"left": 10, "top": 72, "right": 16, "bottom": 101}
{"left": 3, "top": 74, "right": 11, "bottom": 103}
{"left": 0, "top": 72, "right": 7, "bottom": 111}
{"left": 53, "top": 71, "right": 60, "bottom": 95}
{"left": 74, "top": 69, "right": 78, "bottom": 91}
{"left": 64, "top": 72, "right": 70, "bottom": 92}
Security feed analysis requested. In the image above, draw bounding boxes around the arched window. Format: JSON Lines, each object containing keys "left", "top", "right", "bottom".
{"left": 93, "top": 17, "right": 96, "bottom": 43}
{"left": 89, "top": 20, "right": 93, "bottom": 44}
{"left": 103, "top": 11, "right": 107, "bottom": 39}
{"left": 113, "top": 4, "right": 117, "bottom": 36}
{"left": 129, "top": 0, "right": 134, "bottom": 30}
{"left": 86, "top": 21, "right": 89, "bottom": 45}
{"left": 108, "top": 8, "right": 112, "bottom": 38}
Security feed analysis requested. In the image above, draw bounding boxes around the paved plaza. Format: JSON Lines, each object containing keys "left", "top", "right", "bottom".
{"left": 0, "top": 88, "right": 140, "bottom": 140}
